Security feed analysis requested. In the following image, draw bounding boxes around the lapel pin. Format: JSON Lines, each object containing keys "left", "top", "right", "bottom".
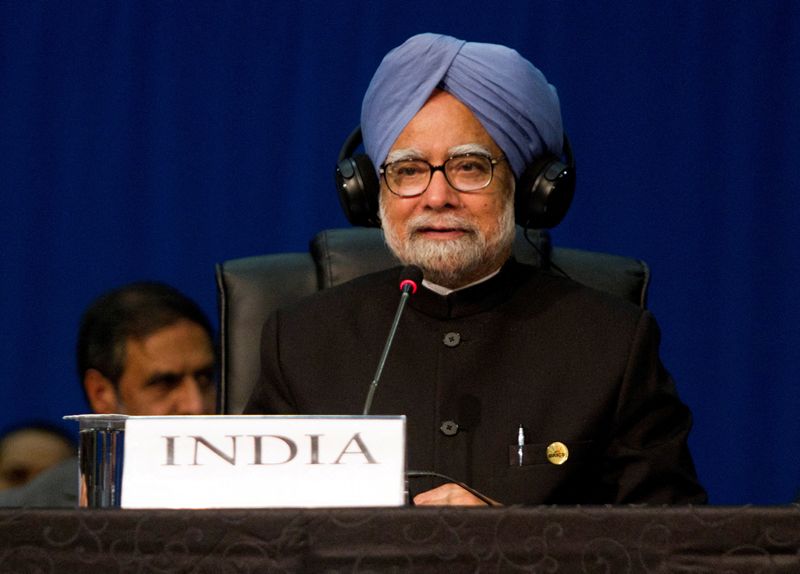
{"left": 546, "top": 441, "right": 569, "bottom": 465}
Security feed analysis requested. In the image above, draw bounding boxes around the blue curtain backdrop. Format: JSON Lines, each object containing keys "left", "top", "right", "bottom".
{"left": 1, "top": 1, "right": 798, "bottom": 505}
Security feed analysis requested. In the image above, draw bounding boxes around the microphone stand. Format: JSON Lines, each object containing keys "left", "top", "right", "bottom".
{"left": 363, "top": 285, "right": 413, "bottom": 415}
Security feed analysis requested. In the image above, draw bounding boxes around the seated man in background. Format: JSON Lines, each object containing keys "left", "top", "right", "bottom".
{"left": 0, "top": 281, "right": 216, "bottom": 507}
{"left": 246, "top": 33, "right": 706, "bottom": 505}
{"left": 0, "top": 423, "right": 75, "bottom": 490}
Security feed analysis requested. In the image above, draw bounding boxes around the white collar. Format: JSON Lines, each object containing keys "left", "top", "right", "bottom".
{"left": 422, "top": 267, "right": 502, "bottom": 296}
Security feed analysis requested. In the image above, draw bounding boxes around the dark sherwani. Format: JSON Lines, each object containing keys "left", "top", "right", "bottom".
{"left": 245, "top": 260, "right": 706, "bottom": 504}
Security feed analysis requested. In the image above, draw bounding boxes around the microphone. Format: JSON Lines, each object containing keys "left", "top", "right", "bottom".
{"left": 362, "top": 265, "right": 423, "bottom": 415}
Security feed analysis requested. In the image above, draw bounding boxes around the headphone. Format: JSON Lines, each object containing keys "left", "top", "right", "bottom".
{"left": 334, "top": 125, "right": 576, "bottom": 229}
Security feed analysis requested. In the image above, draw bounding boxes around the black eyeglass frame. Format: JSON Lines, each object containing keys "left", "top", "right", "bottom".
{"left": 379, "top": 153, "right": 507, "bottom": 198}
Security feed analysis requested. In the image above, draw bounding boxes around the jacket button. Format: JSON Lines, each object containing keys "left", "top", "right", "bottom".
{"left": 443, "top": 332, "right": 461, "bottom": 347}
{"left": 440, "top": 420, "right": 459, "bottom": 436}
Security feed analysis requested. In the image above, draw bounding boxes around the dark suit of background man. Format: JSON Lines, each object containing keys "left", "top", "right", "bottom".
{"left": 246, "top": 33, "right": 707, "bottom": 506}
{"left": 0, "top": 281, "right": 217, "bottom": 507}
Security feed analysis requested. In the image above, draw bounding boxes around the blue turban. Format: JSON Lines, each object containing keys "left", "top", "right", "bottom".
{"left": 361, "top": 33, "right": 563, "bottom": 180}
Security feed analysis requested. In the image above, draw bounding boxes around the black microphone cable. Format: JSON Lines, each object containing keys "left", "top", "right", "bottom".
{"left": 523, "top": 226, "right": 572, "bottom": 280}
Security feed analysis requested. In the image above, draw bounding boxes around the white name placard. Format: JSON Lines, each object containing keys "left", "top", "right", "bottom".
{"left": 121, "top": 415, "right": 406, "bottom": 509}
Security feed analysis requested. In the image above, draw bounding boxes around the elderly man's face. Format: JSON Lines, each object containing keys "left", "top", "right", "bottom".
{"left": 85, "top": 319, "right": 216, "bottom": 416}
{"left": 379, "top": 90, "right": 516, "bottom": 288}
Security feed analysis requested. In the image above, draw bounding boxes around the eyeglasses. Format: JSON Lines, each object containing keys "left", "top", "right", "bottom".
{"left": 380, "top": 153, "right": 506, "bottom": 197}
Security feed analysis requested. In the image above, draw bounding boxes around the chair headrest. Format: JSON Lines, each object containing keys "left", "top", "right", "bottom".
{"left": 310, "top": 227, "right": 551, "bottom": 289}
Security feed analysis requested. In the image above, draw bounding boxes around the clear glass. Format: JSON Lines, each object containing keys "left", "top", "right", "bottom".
{"left": 64, "top": 414, "right": 127, "bottom": 508}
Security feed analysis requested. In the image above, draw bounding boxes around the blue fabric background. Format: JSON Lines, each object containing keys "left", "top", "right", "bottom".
{"left": 1, "top": 1, "right": 798, "bottom": 504}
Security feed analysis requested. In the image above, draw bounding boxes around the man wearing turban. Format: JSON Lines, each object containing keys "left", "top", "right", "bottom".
{"left": 246, "top": 34, "right": 706, "bottom": 506}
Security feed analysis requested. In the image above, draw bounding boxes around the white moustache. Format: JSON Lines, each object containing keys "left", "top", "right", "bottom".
{"left": 407, "top": 214, "right": 479, "bottom": 236}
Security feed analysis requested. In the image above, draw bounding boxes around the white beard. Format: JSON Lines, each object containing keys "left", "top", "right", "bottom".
{"left": 380, "top": 199, "right": 516, "bottom": 288}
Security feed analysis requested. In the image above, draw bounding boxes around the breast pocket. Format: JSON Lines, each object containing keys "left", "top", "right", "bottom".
{"left": 498, "top": 440, "right": 597, "bottom": 504}
{"left": 507, "top": 439, "right": 594, "bottom": 467}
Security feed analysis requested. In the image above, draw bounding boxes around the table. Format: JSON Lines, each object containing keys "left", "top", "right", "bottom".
{"left": 2, "top": 505, "right": 799, "bottom": 572}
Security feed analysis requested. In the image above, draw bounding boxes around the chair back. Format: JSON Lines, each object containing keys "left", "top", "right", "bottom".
{"left": 215, "top": 227, "right": 649, "bottom": 414}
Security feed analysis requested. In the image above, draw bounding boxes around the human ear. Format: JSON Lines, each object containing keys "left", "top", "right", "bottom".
{"left": 82, "top": 368, "right": 121, "bottom": 414}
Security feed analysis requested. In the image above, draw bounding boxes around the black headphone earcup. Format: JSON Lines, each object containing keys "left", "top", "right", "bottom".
{"left": 335, "top": 153, "right": 381, "bottom": 227}
{"left": 515, "top": 155, "right": 576, "bottom": 229}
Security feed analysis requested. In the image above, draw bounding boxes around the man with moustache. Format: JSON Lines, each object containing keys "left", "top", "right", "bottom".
{"left": 0, "top": 281, "right": 216, "bottom": 507}
{"left": 245, "top": 33, "right": 706, "bottom": 506}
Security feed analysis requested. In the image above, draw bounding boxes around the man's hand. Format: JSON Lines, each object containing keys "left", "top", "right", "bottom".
{"left": 412, "top": 483, "right": 499, "bottom": 506}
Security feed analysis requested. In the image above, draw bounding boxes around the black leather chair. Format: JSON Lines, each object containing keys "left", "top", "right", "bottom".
{"left": 215, "top": 227, "right": 650, "bottom": 414}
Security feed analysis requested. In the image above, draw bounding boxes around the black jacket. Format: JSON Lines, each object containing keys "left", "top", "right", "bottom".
{"left": 246, "top": 260, "right": 706, "bottom": 504}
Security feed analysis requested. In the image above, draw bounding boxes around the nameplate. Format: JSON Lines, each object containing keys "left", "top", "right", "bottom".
{"left": 121, "top": 415, "right": 406, "bottom": 508}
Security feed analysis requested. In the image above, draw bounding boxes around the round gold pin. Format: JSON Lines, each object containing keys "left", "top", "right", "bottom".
{"left": 546, "top": 442, "right": 569, "bottom": 465}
